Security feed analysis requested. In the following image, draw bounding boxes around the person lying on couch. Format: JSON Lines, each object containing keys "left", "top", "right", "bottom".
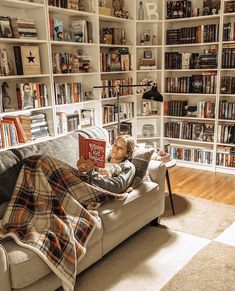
{"left": 77, "top": 135, "right": 136, "bottom": 194}
{"left": 0, "top": 135, "right": 137, "bottom": 291}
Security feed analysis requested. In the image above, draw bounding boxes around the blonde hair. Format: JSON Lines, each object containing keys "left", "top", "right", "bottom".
{"left": 115, "top": 135, "right": 136, "bottom": 161}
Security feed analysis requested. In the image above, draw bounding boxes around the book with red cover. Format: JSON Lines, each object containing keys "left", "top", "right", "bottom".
{"left": 2, "top": 115, "right": 27, "bottom": 143}
{"left": 78, "top": 132, "right": 106, "bottom": 168}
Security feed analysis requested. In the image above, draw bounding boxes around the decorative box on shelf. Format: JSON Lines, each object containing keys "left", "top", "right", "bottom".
{"left": 99, "top": 6, "right": 112, "bottom": 16}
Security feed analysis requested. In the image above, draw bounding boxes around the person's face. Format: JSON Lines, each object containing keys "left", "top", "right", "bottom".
{"left": 24, "top": 85, "right": 31, "bottom": 94}
{"left": 111, "top": 138, "right": 128, "bottom": 162}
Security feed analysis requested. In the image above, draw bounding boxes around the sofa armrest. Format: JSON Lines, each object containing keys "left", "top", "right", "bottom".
{"left": 0, "top": 244, "right": 11, "bottom": 291}
{"left": 148, "top": 160, "right": 166, "bottom": 194}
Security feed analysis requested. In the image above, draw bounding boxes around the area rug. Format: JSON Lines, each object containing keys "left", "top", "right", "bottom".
{"left": 161, "top": 194, "right": 235, "bottom": 239}
{"left": 70, "top": 195, "right": 235, "bottom": 291}
{"left": 161, "top": 241, "right": 235, "bottom": 291}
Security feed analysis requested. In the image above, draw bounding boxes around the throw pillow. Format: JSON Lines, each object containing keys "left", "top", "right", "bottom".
{"left": 131, "top": 148, "right": 154, "bottom": 188}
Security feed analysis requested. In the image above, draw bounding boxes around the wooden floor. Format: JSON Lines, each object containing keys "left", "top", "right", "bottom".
{"left": 167, "top": 166, "right": 235, "bottom": 205}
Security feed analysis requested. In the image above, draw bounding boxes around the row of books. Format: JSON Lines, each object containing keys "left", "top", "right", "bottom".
{"left": 221, "top": 48, "right": 235, "bottom": 68}
{"left": 166, "top": 24, "right": 219, "bottom": 45}
{"left": 0, "top": 113, "right": 49, "bottom": 148}
{"left": 100, "top": 27, "right": 126, "bottom": 45}
{"left": 164, "top": 100, "right": 215, "bottom": 119}
{"left": 165, "top": 51, "right": 217, "bottom": 70}
{"left": 52, "top": 52, "right": 92, "bottom": 74}
{"left": 0, "top": 16, "right": 37, "bottom": 39}
{"left": 219, "top": 101, "right": 235, "bottom": 120}
{"left": 54, "top": 82, "right": 81, "bottom": 105}
{"left": 220, "top": 76, "right": 235, "bottom": 94}
{"left": 223, "top": 22, "right": 235, "bottom": 41}
{"left": 218, "top": 124, "right": 235, "bottom": 144}
{"left": 49, "top": 17, "right": 93, "bottom": 43}
{"left": 16, "top": 82, "right": 48, "bottom": 110}
{"left": 216, "top": 148, "right": 235, "bottom": 167}
{"left": 56, "top": 108, "right": 94, "bottom": 134}
{"left": 101, "top": 78, "right": 133, "bottom": 99}
{"left": 103, "top": 102, "right": 134, "bottom": 124}
{"left": 165, "top": 74, "right": 217, "bottom": 94}
{"left": 164, "top": 121, "right": 215, "bottom": 142}
{"left": 106, "top": 122, "right": 132, "bottom": 145}
{"left": 0, "top": 45, "right": 41, "bottom": 76}
{"left": 100, "top": 48, "right": 131, "bottom": 72}
{"left": 165, "top": 144, "right": 213, "bottom": 165}
{"left": 56, "top": 111, "right": 80, "bottom": 134}
{"left": 47, "top": 0, "right": 92, "bottom": 12}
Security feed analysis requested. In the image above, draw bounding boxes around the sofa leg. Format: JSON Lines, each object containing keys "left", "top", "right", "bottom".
{"left": 150, "top": 217, "right": 161, "bottom": 227}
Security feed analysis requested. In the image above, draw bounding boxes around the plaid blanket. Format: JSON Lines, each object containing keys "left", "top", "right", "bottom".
{"left": 0, "top": 155, "right": 127, "bottom": 290}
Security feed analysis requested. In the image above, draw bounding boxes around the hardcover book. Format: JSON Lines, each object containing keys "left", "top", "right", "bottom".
{"left": 78, "top": 132, "right": 106, "bottom": 168}
{"left": 20, "top": 46, "right": 41, "bottom": 75}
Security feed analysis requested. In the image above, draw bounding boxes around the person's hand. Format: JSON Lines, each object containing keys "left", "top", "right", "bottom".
{"left": 77, "top": 158, "right": 95, "bottom": 173}
{"left": 98, "top": 168, "right": 112, "bottom": 177}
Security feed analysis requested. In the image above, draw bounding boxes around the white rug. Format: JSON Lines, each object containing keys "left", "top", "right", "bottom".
{"left": 75, "top": 227, "right": 209, "bottom": 291}
{"left": 74, "top": 197, "right": 235, "bottom": 291}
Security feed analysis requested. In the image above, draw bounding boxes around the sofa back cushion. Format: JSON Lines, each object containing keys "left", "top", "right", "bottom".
{"left": 131, "top": 148, "right": 154, "bottom": 189}
{"left": 0, "top": 151, "right": 22, "bottom": 204}
{"left": 12, "top": 132, "right": 79, "bottom": 168}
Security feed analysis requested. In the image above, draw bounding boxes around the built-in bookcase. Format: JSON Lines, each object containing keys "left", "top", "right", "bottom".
{"left": 0, "top": 0, "right": 235, "bottom": 174}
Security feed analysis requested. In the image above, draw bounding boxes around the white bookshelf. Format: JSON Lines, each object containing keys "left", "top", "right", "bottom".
{"left": 0, "top": 0, "right": 234, "bottom": 174}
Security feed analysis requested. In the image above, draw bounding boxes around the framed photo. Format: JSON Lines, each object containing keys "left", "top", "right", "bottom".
{"left": 144, "top": 50, "right": 152, "bottom": 59}
{"left": 142, "top": 101, "right": 152, "bottom": 115}
{"left": 140, "top": 30, "right": 153, "bottom": 45}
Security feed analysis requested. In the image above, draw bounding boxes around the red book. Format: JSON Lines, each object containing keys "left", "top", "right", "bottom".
{"left": 2, "top": 115, "right": 27, "bottom": 143}
{"left": 78, "top": 133, "right": 106, "bottom": 168}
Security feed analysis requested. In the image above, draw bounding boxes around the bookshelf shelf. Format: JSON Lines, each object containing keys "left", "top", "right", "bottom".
{"left": 136, "top": 20, "right": 162, "bottom": 24}
{"left": 99, "top": 15, "right": 133, "bottom": 22}
{"left": 0, "top": 74, "right": 50, "bottom": 80}
{"left": 136, "top": 45, "right": 162, "bottom": 48}
{"left": 137, "top": 135, "right": 160, "bottom": 140}
{"left": 164, "top": 116, "right": 215, "bottom": 122}
{"left": 165, "top": 42, "right": 219, "bottom": 48}
{"left": 164, "top": 14, "right": 220, "bottom": 23}
{"left": 1, "top": 0, "right": 45, "bottom": 9}
{"left": 0, "top": 106, "right": 53, "bottom": 116}
{"left": 100, "top": 71, "right": 133, "bottom": 74}
{"left": 53, "top": 72, "right": 98, "bottom": 77}
{"left": 51, "top": 41, "right": 98, "bottom": 47}
{"left": 164, "top": 93, "right": 217, "bottom": 97}
{"left": 164, "top": 69, "right": 218, "bottom": 72}
{"left": 99, "top": 44, "right": 133, "bottom": 48}
{"left": 48, "top": 6, "right": 95, "bottom": 17}
{"left": 164, "top": 137, "right": 214, "bottom": 146}
{"left": 0, "top": 38, "right": 47, "bottom": 44}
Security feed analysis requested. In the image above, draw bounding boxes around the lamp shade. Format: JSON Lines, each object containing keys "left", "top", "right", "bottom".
{"left": 142, "top": 85, "right": 163, "bottom": 102}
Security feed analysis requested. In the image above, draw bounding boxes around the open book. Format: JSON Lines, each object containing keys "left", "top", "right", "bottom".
{"left": 78, "top": 132, "right": 106, "bottom": 168}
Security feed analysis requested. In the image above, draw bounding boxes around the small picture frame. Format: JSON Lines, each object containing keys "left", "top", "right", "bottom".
{"left": 144, "top": 50, "right": 152, "bottom": 59}
{"left": 142, "top": 101, "right": 152, "bottom": 115}
{"left": 140, "top": 30, "right": 153, "bottom": 45}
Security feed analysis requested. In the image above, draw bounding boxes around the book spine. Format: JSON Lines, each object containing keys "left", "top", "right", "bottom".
{"left": 13, "top": 46, "right": 23, "bottom": 75}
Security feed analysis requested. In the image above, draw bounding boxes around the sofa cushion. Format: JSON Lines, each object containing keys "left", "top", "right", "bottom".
{"left": 0, "top": 151, "right": 22, "bottom": 204}
{"left": 12, "top": 132, "right": 79, "bottom": 168}
{"left": 0, "top": 217, "right": 103, "bottom": 289}
{"left": 131, "top": 148, "right": 154, "bottom": 188}
{"left": 98, "top": 181, "right": 159, "bottom": 233}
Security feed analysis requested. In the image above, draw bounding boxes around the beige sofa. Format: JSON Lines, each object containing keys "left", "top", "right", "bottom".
{"left": 0, "top": 128, "right": 166, "bottom": 291}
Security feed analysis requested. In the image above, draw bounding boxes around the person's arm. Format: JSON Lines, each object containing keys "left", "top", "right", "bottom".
{"left": 87, "top": 160, "right": 135, "bottom": 194}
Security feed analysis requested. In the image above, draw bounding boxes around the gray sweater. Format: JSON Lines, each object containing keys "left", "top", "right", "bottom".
{"left": 87, "top": 160, "right": 135, "bottom": 194}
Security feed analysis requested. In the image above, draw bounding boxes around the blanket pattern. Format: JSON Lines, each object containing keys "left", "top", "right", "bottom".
{"left": 0, "top": 155, "right": 126, "bottom": 290}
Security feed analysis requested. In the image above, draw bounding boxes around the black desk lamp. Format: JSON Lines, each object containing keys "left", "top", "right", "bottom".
{"left": 93, "top": 82, "right": 163, "bottom": 133}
